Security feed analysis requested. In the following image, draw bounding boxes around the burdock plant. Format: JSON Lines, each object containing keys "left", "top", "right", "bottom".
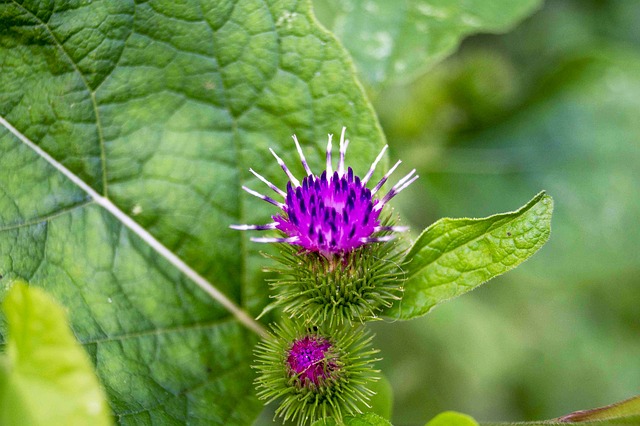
{"left": 232, "top": 129, "right": 416, "bottom": 425}
{"left": 232, "top": 127, "right": 554, "bottom": 425}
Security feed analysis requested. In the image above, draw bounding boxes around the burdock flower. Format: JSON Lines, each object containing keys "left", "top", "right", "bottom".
{"left": 254, "top": 321, "right": 379, "bottom": 425}
{"left": 232, "top": 128, "right": 417, "bottom": 324}
{"left": 232, "top": 128, "right": 416, "bottom": 254}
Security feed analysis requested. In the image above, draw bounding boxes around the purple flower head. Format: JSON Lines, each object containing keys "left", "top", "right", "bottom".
{"left": 287, "top": 335, "right": 337, "bottom": 386}
{"left": 232, "top": 128, "right": 417, "bottom": 256}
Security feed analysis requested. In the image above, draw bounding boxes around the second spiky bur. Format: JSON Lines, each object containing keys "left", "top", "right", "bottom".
{"left": 254, "top": 321, "right": 380, "bottom": 426}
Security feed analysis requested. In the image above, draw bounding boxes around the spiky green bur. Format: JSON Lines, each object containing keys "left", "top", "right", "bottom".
{"left": 254, "top": 321, "right": 380, "bottom": 425}
{"left": 263, "top": 234, "right": 406, "bottom": 326}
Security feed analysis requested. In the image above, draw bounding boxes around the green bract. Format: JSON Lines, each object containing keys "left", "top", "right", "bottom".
{"left": 262, "top": 227, "right": 406, "bottom": 326}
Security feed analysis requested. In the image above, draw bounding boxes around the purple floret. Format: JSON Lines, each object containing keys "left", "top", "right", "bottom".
{"left": 273, "top": 168, "right": 380, "bottom": 254}
{"left": 286, "top": 335, "right": 336, "bottom": 385}
{"left": 231, "top": 128, "right": 417, "bottom": 256}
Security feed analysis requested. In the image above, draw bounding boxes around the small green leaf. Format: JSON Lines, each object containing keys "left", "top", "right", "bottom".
{"left": 427, "top": 411, "right": 479, "bottom": 426}
{"left": 313, "top": 412, "right": 393, "bottom": 426}
{"left": 313, "top": 0, "right": 543, "bottom": 88}
{"left": 0, "top": 281, "right": 113, "bottom": 426}
{"left": 387, "top": 192, "right": 553, "bottom": 320}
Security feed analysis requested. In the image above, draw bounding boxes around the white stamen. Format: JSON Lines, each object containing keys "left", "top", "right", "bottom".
{"left": 374, "top": 174, "right": 419, "bottom": 211}
{"left": 326, "top": 133, "right": 333, "bottom": 175}
{"left": 337, "top": 127, "right": 349, "bottom": 177}
{"left": 359, "top": 235, "right": 396, "bottom": 243}
{"left": 362, "top": 144, "right": 388, "bottom": 184}
{"left": 292, "top": 135, "right": 313, "bottom": 176}
{"left": 250, "top": 236, "right": 299, "bottom": 244}
{"left": 269, "top": 148, "right": 301, "bottom": 187}
{"left": 392, "top": 174, "right": 419, "bottom": 196}
{"left": 229, "top": 223, "right": 278, "bottom": 231}
{"left": 242, "top": 186, "right": 286, "bottom": 209}
{"left": 393, "top": 169, "right": 417, "bottom": 191}
{"left": 373, "top": 225, "right": 409, "bottom": 233}
{"left": 371, "top": 159, "right": 401, "bottom": 195}
{"left": 249, "top": 168, "right": 286, "bottom": 197}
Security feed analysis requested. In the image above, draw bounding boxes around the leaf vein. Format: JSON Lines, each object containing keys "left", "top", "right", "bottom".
{"left": 80, "top": 317, "right": 234, "bottom": 345}
{"left": 9, "top": 0, "right": 110, "bottom": 196}
{"left": 0, "top": 199, "right": 93, "bottom": 232}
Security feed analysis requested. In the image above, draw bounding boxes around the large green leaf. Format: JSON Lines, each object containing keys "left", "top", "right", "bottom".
{"left": 0, "top": 0, "right": 384, "bottom": 423}
{"left": 313, "top": 0, "right": 542, "bottom": 88}
{"left": 0, "top": 281, "right": 112, "bottom": 426}
{"left": 386, "top": 192, "right": 552, "bottom": 320}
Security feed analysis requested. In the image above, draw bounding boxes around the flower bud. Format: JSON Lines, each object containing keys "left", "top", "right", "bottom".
{"left": 254, "top": 321, "right": 380, "bottom": 425}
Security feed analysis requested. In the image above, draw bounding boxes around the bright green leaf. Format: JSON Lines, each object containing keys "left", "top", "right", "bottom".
{"left": 398, "top": 49, "right": 640, "bottom": 290}
{"left": 427, "top": 411, "right": 479, "bottom": 426}
{"left": 313, "top": 0, "right": 542, "bottom": 88}
{"left": 0, "top": 0, "right": 384, "bottom": 423}
{"left": 313, "top": 412, "right": 393, "bottom": 426}
{"left": 386, "top": 192, "right": 552, "bottom": 320}
{"left": 0, "top": 281, "right": 113, "bottom": 426}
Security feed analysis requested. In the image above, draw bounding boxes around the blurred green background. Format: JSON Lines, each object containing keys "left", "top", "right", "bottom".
{"left": 369, "top": 0, "right": 640, "bottom": 424}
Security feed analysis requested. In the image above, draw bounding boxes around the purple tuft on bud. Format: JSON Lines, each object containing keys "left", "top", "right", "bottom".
{"left": 287, "top": 335, "right": 337, "bottom": 385}
{"left": 231, "top": 128, "right": 417, "bottom": 256}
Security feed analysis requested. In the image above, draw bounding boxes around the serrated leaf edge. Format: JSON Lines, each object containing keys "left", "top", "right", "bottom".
{"left": 407, "top": 190, "right": 551, "bottom": 270}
